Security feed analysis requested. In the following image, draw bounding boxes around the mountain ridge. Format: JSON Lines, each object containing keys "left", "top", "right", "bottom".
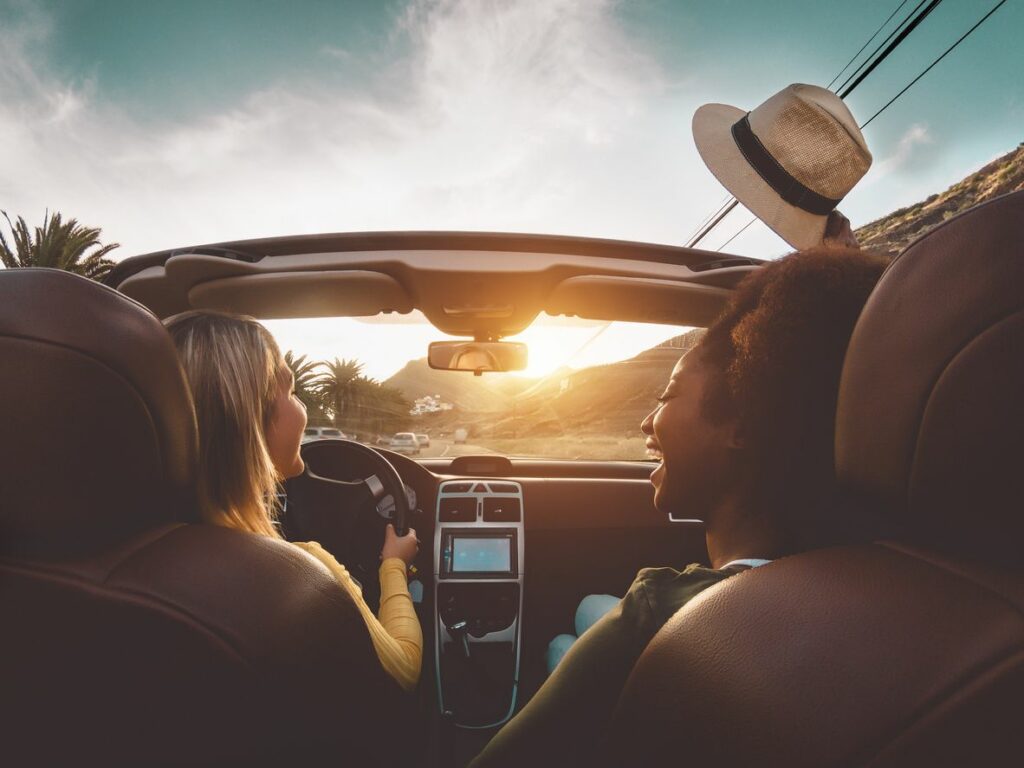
{"left": 855, "top": 143, "right": 1024, "bottom": 258}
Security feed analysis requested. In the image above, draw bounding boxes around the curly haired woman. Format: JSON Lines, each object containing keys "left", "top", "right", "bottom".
{"left": 472, "top": 246, "right": 887, "bottom": 767}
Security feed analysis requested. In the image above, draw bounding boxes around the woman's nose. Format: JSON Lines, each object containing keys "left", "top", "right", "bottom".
{"left": 640, "top": 409, "right": 654, "bottom": 435}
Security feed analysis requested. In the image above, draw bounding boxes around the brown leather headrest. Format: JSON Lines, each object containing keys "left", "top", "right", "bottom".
{"left": 0, "top": 269, "right": 199, "bottom": 553}
{"left": 836, "top": 191, "right": 1024, "bottom": 566}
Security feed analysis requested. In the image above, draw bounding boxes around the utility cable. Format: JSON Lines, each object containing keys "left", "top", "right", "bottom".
{"left": 838, "top": 0, "right": 944, "bottom": 98}
{"left": 686, "top": 195, "right": 734, "bottom": 244}
{"left": 834, "top": 0, "right": 932, "bottom": 94}
{"left": 859, "top": 0, "right": 1008, "bottom": 128}
{"left": 828, "top": 0, "right": 911, "bottom": 89}
{"left": 687, "top": 0, "right": 931, "bottom": 249}
{"left": 715, "top": 216, "right": 757, "bottom": 253}
{"left": 686, "top": 0, "right": 946, "bottom": 249}
{"left": 729, "top": 0, "right": 1007, "bottom": 256}
{"left": 685, "top": 199, "right": 739, "bottom": 248}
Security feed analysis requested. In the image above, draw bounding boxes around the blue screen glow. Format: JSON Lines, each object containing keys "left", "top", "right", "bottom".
{"left": 452, "top": 537, "right": 511, "bottom": 573}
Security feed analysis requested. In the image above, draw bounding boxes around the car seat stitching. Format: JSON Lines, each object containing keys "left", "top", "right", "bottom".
{"left": 0, "top": 558, "right": 252, "bottom": 666}
{"left": 905, "top": 309, "right": 1024, "bottom": 515}
{"left": 857, "top": 646, "right": 1024, "bottom": 767}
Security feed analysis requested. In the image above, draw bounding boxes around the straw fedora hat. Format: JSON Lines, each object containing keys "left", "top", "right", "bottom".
{"left": 693, "top": 83, "right": 872, "bottom": 250}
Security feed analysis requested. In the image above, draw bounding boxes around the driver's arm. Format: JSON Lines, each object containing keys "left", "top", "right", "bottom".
{"left": 379, "top": 555, "right": 424, "bottom": 681}
{"left": 294, "top": 541, "right": 423, "bottom": 691}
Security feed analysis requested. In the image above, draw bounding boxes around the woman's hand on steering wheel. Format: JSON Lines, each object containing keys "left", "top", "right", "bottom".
{"left": 284, "top": 439, "right": 414, "bottom": 608}
{"left": 381, "top": 523, "right": 419, "bottom": 566}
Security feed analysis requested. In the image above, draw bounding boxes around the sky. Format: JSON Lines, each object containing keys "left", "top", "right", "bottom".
{"left": 2, "top": 0, "right": 1022, "bottom": 378}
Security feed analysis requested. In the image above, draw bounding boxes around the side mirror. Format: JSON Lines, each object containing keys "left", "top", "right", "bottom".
{"left": 428, "top": 341, "right": 528, "bottom": 375}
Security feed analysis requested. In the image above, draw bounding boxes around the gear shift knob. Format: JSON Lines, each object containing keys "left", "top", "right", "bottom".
{"left": 448, "top": 620, "right": 472, "bottom": 659}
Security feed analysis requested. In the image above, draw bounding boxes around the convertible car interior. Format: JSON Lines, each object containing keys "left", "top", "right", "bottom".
{"left": 1, "top": 191, "right": 1021, "bottom": 766}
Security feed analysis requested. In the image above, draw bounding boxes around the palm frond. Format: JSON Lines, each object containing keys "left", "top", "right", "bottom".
{"left": 5, "top": 212, "right": 35, "bottom": 268}
{"left": 0, "top": 212, "right": 17, "bottom": 269}
{"left": 0, "top": 210, "right": 119, "bottom": 279}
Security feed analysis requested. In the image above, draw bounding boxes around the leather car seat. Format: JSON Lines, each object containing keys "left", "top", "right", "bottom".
{"left": 0, "top": 269, "right": 410, "bottom": 767}
{"left": 605, "top": 191, "right": 1024, "bottom": 766}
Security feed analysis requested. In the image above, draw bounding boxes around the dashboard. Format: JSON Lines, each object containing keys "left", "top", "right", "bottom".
{"left": 434, "top": 479, "right": 526, "bottom": 727}
{"left": 286, "top": 441, "right": 707, "bottom": 734}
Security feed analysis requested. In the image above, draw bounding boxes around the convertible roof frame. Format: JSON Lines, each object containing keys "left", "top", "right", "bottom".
{"left": 107, "top": 230, "right": 764, "bottom": 336}
{"left": 105, "top": 230, "right": 761, "bottom": 288}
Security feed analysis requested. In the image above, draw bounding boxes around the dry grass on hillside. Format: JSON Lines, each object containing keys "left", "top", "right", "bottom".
{"left": 856, "top": 143, "right": 1024, "bottom": 258}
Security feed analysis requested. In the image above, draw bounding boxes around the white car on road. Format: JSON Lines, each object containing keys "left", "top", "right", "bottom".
{"left": 302, "top": 427, "right": 348, "bottom": 443}
{"left": 389, "top": 432, "right": 420, "bottom": 455}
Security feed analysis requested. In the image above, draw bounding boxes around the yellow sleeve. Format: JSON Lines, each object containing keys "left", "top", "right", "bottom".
{"left": 377, "top": 557, "right": 424, "bottom": 685}
{"left": 292, "top": 541, "right": 423, "bottom": 691}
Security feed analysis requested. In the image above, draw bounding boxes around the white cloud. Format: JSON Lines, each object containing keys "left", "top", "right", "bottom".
{"left": 319, "top": 45, "right": 353, "bottom": 61}
{"left": 2, "top": 1, "right": 1020, "bottom": 270}
{"left": 863, "top": 123, "right": 932, "bottom": 184}
{"left": 0, "top": 0, "right": 715, "bottom": 259}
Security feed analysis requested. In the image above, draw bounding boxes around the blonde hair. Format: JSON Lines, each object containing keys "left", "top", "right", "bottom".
{"left": 164, "top": 310, "right": 287, "bottom": 539}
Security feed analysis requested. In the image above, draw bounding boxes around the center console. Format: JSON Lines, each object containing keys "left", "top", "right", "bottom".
{"left": 434, "top": 479, "right": 524, "bottom": 728}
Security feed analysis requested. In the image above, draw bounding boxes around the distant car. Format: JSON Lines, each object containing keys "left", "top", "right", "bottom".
{"left": 302, "top": 426, "right": 348, "bottom": 443}
{"left": 389, "top": 432, "right": 420, "bottom": 455}
{"left": 416, "top": 433, "right": 430, "bottom": 448}
{"left": 453, "top": 428, "right": 468, "bottom": 444}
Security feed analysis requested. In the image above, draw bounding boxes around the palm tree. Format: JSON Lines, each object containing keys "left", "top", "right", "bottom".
{"left": 318, "top": 358, "right": 366, "bottom": 430}
{"left": 284, "top": 351, "right": 324, "bottom": 416}
{"left": 317, "top": 358, "right": 412, "bottom": 436}
{"left": 372, "top": 384, "right": 413, "bottom": 434}
{"left": 0, "top": 210, "right": 119, "bottom": 281}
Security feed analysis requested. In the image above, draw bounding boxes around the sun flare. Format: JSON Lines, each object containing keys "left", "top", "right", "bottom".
{"left": 264, "top": 313, "right": 691, "bottom": 383}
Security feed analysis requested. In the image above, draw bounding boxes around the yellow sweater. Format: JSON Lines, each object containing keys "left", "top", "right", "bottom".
{"left": 292, "top": 541, "right": 423, "bottom": 691}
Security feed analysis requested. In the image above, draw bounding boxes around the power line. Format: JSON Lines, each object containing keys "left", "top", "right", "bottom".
{"left": 684, "top": 195, "right": 734, "bottom": 247}
{"left": 687, "top": 0, "right": 1003, "bottom": 251}
{"left": 834, "top": 0, "right": 934, "bottom": 95}
{"left": 690, "top": 194, "right": 734, "bottom": 236}
{"left": 838, "top": 0, "right": 944, "bottom": 98}
{"left": 710, "top": 0, "right": 1001, "bottom": 255}
{"left": 686, "top": 200, "right": 738, "bottom": 248}
{"left": 685, "top": 0, "right": 931, "bottom": 249}
{"left": 828, "top": 0, "right": 911, "bottom": 89}
{"left": 716, "top": 216, "right": 757, "bottom": 252}
{"left": 860, "top": 0, "right": 1009, "bottom": 129}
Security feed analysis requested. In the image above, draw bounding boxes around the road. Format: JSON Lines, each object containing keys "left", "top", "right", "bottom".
{"left": 305, "top": 437, "right": 495, "bottom": 458}
{"left": 408, "top": 438, "right": 495, "bottom": 458}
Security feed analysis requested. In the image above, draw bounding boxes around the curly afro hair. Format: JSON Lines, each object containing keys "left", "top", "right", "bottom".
{"left": 697, "top": 246, "right": 887, "bottom": 549}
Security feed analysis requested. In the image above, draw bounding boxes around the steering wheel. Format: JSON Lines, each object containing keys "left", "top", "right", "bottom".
{"left": 283, "top": 440, "right": 410, "bottom": 607}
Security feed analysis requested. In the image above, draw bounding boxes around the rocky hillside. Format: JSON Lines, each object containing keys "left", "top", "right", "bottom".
{"left": 855, "top": 143, "right": 1024, "bottom": 258}
{"left": 474, "top": 329, "right": 706, "bottom": 438}
{"left": 384, "top": 357, "right": 522, "bottom": 412}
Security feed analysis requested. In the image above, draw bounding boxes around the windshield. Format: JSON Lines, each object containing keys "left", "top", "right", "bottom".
{"left": 266, "top": 312, "right": 698, "bottom": 460}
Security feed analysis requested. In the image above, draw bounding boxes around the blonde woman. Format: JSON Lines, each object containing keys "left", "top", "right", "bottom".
{"left": 164, "top": 310, "right": 422, "bottom": 691}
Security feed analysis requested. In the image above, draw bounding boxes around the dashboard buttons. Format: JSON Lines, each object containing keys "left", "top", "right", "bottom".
{"left": 488, "top": 483, "right": 518, "bottom": 493}
{"left": 440, "top": 497, "right": 477, "bottom": 522}
{"left": 483, "top": 497, "right": 521, "bottom": 522}
{"left": 443, "top": 482, "right": 473, "bottom": 493}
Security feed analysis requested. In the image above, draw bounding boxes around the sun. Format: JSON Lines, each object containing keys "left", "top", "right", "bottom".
{"left": 263, "top": 313, "right": 692, "bottom": 382}
{"left": 505, "top": 315, "right": 693, "bottom": 380}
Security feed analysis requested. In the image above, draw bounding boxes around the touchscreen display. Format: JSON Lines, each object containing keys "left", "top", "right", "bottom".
{"left": 451, "top": 536, "right": 512, "bottom": 573}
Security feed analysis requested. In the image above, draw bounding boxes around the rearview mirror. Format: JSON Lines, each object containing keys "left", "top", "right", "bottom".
{"left": 428, "top": 341, "right": 528, "bottom": 375}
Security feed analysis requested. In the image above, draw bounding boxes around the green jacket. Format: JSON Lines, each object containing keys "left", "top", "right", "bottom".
{"left": 472, "top": 564, "right": 740, "bottom": 767}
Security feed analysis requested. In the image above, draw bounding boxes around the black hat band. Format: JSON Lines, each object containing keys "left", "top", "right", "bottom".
{"left": 731, "top": 113, "right": 842, "bottom": 216}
